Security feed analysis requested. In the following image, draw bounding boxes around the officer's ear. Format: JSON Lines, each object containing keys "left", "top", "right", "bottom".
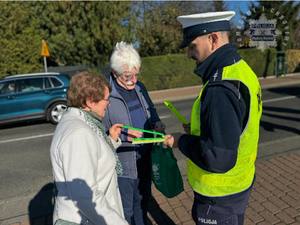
{"left": 208, "top": 32, "right": 219, "bottom": 51}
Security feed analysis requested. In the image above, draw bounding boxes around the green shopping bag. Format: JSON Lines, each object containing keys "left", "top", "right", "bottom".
{"left": 151, "top": 143, "right": 184, "bottom": 198}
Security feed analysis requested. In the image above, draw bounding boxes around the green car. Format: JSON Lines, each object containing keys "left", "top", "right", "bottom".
{"left": 0, "top": 72, "right": 70, "bottom": 125}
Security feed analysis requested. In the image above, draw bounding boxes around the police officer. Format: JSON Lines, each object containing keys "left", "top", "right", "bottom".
{"left": 165, "top": 11, "right": 262, "bottom": 225}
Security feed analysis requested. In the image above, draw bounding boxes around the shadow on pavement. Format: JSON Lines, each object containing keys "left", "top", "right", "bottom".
{"left": 267, "top": 86, "right": 300, "bottom": 97}
{"left": 263, "top": 105, "right": 300, "bottom": 114}
{"left": 28, "top": 183, "right": 55, "bottom": 225}
{"left": 262, "top": 112, "right": 300, "bottom": 122}
{"left": 261, "top": 103, "right": 300, "bottom": 135}
{"left": 28, "top": 179, "right": 106, "bottom": 225}
{"left": 0, "top": 119, "right": 48, "bottom": 130}
{"left": 147, "top": 196, "right": 176, "bottom": 225}
{"left": 260, "top": 120, "right": 300, "bottom": 135}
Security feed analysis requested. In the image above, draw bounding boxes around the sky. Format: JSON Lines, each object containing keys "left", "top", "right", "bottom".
{"left": 225, "top": 0, "right": 259, "bottom": 27}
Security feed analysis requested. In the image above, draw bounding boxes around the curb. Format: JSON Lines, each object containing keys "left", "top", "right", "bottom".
{"left": 149, "top": 73, "right": 300, "bottom": 104}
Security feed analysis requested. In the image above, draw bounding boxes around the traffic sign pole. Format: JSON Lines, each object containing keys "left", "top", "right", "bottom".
{"left": 43, "top": 56, "right": 48, "bottom": 72}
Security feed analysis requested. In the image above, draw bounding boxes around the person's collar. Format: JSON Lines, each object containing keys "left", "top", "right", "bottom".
{"left": 194, "top": 43, "right": 240, "bottom": 83}
{"left": 75, "top": 107, "right": 103, "bottom": 123}
{"left": 85, "top": 109, "right": 103, "bottom": 122}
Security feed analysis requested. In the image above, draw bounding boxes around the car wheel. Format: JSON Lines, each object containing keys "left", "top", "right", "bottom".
{"left": 47, "top": 101, "right": 67, "bottom": 124}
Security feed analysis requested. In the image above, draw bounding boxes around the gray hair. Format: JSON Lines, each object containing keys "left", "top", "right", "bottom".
{"left": 110, "top": 42, "right": 141, "bottom": 76}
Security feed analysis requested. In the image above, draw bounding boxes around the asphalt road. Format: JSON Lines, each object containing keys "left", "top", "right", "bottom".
{"left": 0, "top": 84, "right": 300, "bottom": 218}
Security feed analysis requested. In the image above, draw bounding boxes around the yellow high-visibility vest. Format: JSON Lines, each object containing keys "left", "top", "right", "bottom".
{"left": 189, "top": 59, "right": 262, "bottom": 197}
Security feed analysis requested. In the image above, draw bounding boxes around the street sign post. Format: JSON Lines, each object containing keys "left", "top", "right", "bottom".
{"left": 41, "top": 40, "right": 50, "bottom": 72}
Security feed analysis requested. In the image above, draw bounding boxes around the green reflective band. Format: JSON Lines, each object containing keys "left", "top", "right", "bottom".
{"left": 132, "top": 137, "right": 165, "bottom": 144}
{"left": 122, "top": 125, "right": 165, "bottom": 137}
{"left": 164, "top": 100, "right": 189, "bottom": 125}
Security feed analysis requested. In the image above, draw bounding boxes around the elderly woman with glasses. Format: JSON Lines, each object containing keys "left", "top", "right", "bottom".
{"left": 102, "top": 42, "right": 165, "bottom": 225}
{"left": 50, "top": 71, "right": 128, "bottom": 225}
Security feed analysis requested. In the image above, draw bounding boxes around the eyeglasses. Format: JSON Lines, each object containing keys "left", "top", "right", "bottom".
{"left": 121, "top": 73, "right": 138, "bottom": 82}
{"left": 113, "top": 68, "right": 138, "bottom": 80}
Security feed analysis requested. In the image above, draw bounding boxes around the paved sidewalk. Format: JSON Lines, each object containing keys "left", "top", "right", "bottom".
{"left": 2, "top": 151, "right": 299, "bottom": 225}
{"left": 148, "top": 151, "right": 300, "bottom": 225}
{"left": 1, "top": 74, "right": 300, "bottom": 225}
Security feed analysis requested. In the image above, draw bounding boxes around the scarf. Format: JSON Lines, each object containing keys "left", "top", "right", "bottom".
{"left": 80, "top": 109, "right": 123, "bottom": 176}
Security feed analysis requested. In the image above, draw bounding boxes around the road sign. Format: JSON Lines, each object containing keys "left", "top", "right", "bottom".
{"left": 41, "top": 40, "right": 50, "bottom": 57}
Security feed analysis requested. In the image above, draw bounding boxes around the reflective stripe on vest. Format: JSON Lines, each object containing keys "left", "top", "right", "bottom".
{"left": 188, "top": 59, "right": 262, "bottom": 197}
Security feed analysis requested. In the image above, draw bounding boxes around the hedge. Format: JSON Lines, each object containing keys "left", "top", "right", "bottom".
{"left": 238, "top": 48, "right": 276, "bottom": 78}
{"left": 2, "top": 48, "right": 299, "bottom": 91}
{"left": 139, "top": 54, "right": 201, "bottom": 91}
{"left": 286, "top": 49, "right": 300, "bottom": 73}
{"left": 140, "top": 48, "right": 280, "bottom": 91}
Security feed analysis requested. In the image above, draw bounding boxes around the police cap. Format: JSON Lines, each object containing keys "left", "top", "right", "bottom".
{"left": 177, "top": 11, "right": 235, "bottom": 48}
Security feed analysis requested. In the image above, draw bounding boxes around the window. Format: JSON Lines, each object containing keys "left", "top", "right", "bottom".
{"left": 50, "top": 77, "right": 63, "bottom": 87}
{"left": 0, "top": 81, "right": 16, "bottom": 95}
{"left": 44, "top": 77, "right": 52, "bottom": 89}
{"left": 17, "top": 78, "right": 43, "bottom": 93}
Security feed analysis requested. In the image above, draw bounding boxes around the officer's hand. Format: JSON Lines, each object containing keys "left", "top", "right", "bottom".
{"left": 163, "top": 135, "right": 174, "bottom": 148}
{"left": 182, "top": 123, "right": 191, "bottom": 134}
{"left": 109, "top": 123, "right": 123, "bottom": 141}
{"left": 163, "top": 133, "right": 182, "bottom": 148}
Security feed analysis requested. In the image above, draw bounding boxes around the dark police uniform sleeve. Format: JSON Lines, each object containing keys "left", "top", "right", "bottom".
{"left": 178, "top": 81, "right": 246, "bottom": 173}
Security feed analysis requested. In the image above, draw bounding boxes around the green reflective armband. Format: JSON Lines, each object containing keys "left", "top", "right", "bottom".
{"left": 164, "top": 100, "right": 189, "bottom": 125}
{"left": 122, "top": 125, "right": 165, "bottom": 145}
{"left": 132, "top": 137, "right": 165, "bottom": 144}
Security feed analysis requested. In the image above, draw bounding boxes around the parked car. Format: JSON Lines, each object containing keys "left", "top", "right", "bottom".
{"left": 0, "top": 72, "right": 70, "bottom": 125}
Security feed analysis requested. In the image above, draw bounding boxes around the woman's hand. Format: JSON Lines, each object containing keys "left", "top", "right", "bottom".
{"left": 127, "top": 129, "right": 143, "bottom": 142}
{"left": 109, "top": 123, "right": 123, "bottom": 141}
